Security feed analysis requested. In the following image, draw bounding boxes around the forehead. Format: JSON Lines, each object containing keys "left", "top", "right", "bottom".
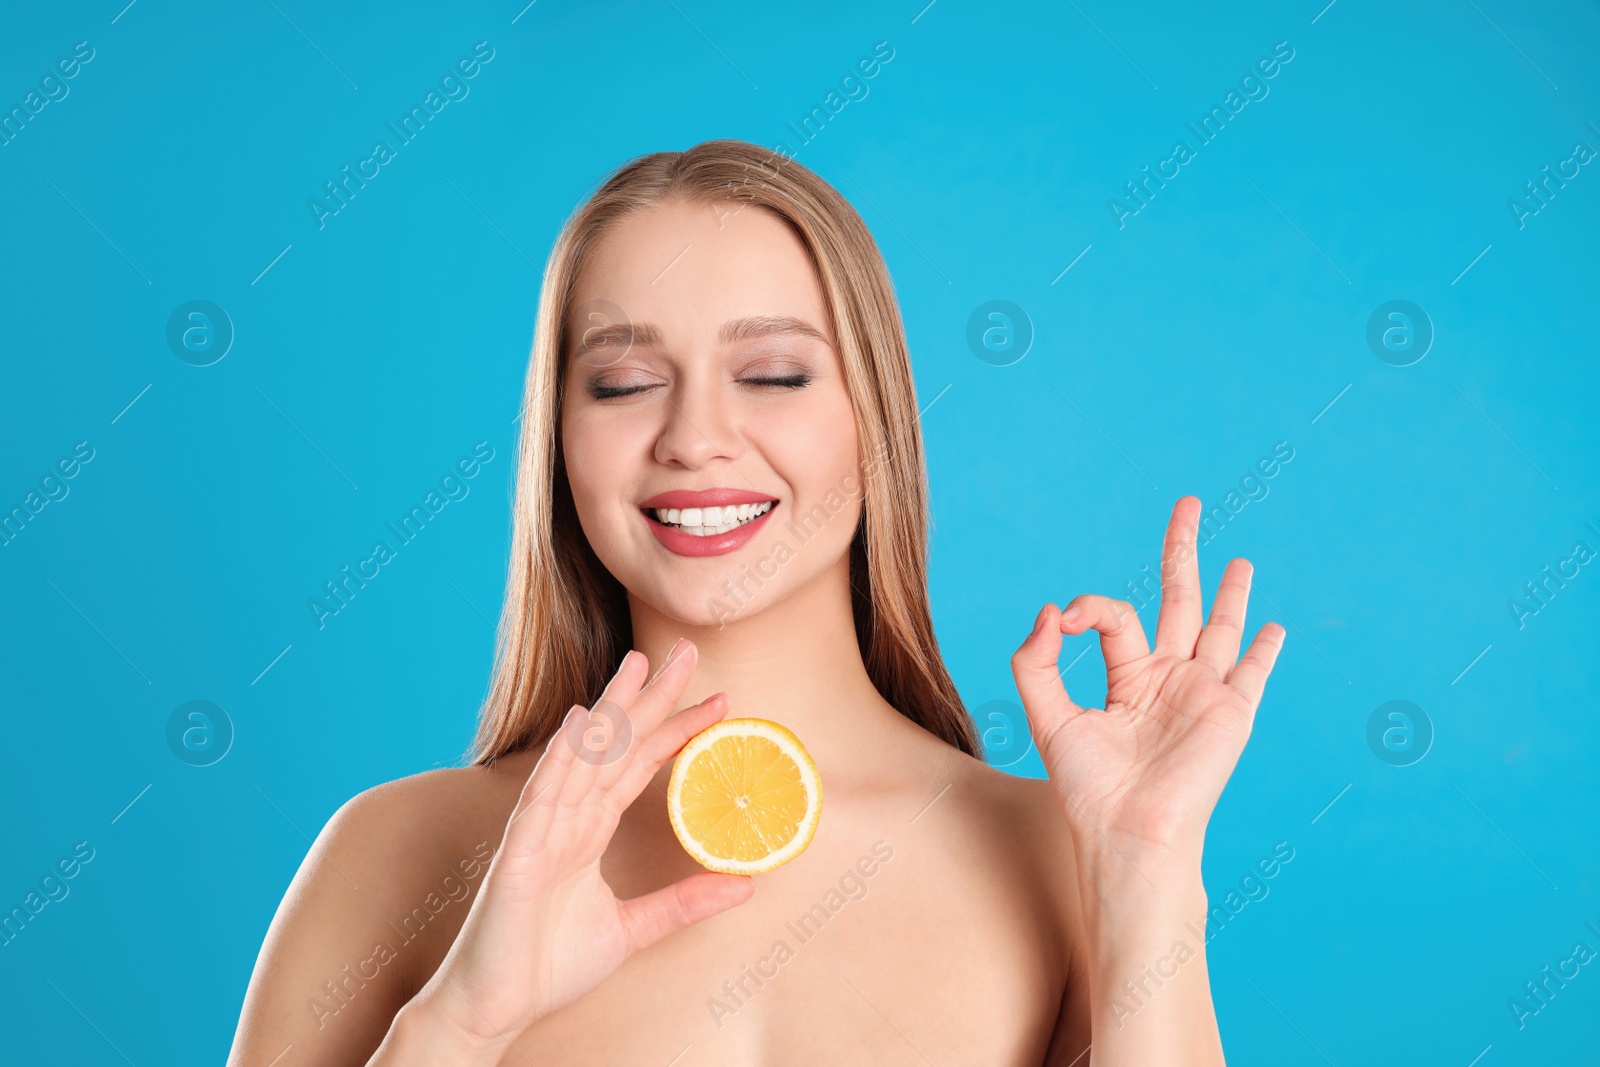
{"left": 566, "top": 198, "right": 834, "bottom": 350}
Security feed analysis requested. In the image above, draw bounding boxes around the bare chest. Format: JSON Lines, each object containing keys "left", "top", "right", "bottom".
{"left": 502, "top": 831, "right": 1067, "bottom": 1066}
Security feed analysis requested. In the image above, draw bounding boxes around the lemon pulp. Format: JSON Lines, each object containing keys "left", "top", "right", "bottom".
{"left": 668, "top": 718, "right": 822, "bottom": 875}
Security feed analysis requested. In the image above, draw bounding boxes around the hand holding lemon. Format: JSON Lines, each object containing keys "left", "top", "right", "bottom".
{"left": 399, "top": 638, "right": 820, "bottom": 1056}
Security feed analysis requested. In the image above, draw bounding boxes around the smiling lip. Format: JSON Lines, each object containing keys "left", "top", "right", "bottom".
{"left": 639, "top": 488, "right": 780, "bottom": 558}
{"left": 639, "top": 488, "right": 777, "bottom": 509}
{"left": 645, "top": 506, "right": 777, "bottom": 557}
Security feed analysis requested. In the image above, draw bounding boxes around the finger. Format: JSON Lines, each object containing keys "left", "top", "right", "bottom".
{"left": 1193, "top": 558, "right": 1253, "bottom": 676}
{"left": 572, "top": 645, "right": 671, "bottom": 775}
{"left": 607, "top": 692, "right": 731, "bottom": 815}
{"left": 577, "top": 648, "right": 650, "bottom": 771}
{"left": 593, "top": 639, "right": 701, "bottom": 793}
{"left": 555, "top": 696, "right": 615, "bottom": 812}
{"left": 1225, "top": 624, "right": 1286, "bottom": 709}
{"left": 506, "top": 705, "right": 583, "bottom": 846}
{"left": 619, "top": 870, "right": 754, "bottom": 956}
{"left": 595, "top": 647, "right": 650, "bottom": 709}
{"left": 623, "top": 637, "right": 701, "bottom": 742}
{"left": 1010, "top": 603, "right": 1087, "bottom": 747}
{"left": 1154, "top": 496, "right": 1205, "bottom": 658}
{"left": 1059, "top": 595, "right": 1151, "bottom": 673}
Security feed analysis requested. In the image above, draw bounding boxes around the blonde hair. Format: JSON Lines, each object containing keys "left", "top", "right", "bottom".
{"left": 469, "top": 139, "right": 979, "bottom": 764}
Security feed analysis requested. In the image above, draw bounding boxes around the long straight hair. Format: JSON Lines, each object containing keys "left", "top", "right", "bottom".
{"left": 469, "top": 139, "right": 980, "bottom": 765}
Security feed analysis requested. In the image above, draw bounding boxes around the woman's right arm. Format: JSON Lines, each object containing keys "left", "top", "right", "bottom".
{"left": 225, "top": 638, "right": 750, "bottom": 1067}
{"left": 364, "top": 637, "right": 752, "bottom": 1065}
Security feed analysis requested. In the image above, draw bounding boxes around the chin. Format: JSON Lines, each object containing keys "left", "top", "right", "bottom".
{"left": 637, "top": 564, "right": 786, "bottom": 631}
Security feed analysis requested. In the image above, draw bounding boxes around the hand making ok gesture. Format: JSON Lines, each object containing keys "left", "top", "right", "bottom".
{"left": 1011, "top": 496, "right": 1287, "bottom": 863}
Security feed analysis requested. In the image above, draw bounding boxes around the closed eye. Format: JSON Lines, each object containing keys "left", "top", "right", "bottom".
{"left": 589, "top": 383, "right": 655, "bottom": 399}
{"left": 588, "top": 373, "right": 812, "bottom": 401}
{"left": 741, "top": 373, "right": 811, "bottom": 389}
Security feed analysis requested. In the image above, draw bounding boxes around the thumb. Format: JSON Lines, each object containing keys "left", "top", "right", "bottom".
{"left": 619, "top": 870, "right": 754, "bottom": 955}
{"left": 1010, "top": 602, "right": 1085, "bottom": 740}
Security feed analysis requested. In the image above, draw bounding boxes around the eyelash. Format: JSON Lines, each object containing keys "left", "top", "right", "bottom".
{"left": 589, "top": 373, "right": 812, "bottom": 400}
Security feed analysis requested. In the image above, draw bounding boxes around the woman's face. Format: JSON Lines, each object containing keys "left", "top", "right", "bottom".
{"left": 560, "top": 197, "right": 863, "bottom": 628}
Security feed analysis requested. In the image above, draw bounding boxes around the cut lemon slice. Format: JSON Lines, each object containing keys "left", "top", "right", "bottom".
{"left": 667, "top": 717, "right": 822, "bottom": 875}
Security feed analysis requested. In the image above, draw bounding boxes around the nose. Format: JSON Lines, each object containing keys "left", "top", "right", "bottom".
{"left": 653, "top": 370, "right": 743, "bottom": 470}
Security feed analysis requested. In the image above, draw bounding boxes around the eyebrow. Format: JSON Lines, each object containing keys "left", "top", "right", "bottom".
{"left": 719, "top": 315, "right": 831, "bottom": 347}
{"left": 573, "top": 314, "right": 832, "bottom": 355}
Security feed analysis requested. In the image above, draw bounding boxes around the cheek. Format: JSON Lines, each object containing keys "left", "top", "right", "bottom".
{"left": 562, "top": 412, "right": 633, "bottom": 518}
{"left": 760, "top": 390, "right": 860, "bottom": 510}
{"left": 802, "top": 393, "right": 860, "bottom": 490}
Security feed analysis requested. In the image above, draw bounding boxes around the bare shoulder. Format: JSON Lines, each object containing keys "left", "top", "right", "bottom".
{"left": 225, "top": 755, "right": 534, "bottom": 1067}
{"left": 997, "top": 768, "right": 1087, "bottom": 943}
{"left": 944, "top": 750, "right": 1080, "bottom": 895}
{"left": 931, "top": 753, "right": 1093, "bottom": 1064}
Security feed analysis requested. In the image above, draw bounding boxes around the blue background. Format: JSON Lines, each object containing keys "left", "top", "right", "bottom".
{"left": 2, "top": 1, "right": 1596, "bottom": 1063}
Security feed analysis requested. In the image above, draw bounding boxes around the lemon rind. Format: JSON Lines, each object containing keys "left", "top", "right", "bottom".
{"left": 667, "top": 717, "right": 822, "bottom": 876}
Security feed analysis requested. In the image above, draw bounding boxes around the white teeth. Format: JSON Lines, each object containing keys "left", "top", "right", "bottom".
{"left": 650, "top": 500, "right": 774, "bottom": 536}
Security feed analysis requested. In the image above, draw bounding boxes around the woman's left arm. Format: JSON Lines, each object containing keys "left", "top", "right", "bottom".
{"left": 1011, "top": 496, "right": 1286, "bottom": 1065}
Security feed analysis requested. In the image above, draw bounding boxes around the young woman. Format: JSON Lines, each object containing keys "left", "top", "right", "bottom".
{"left": 227, "top": 139, "right": 1284, "bottom": 1066}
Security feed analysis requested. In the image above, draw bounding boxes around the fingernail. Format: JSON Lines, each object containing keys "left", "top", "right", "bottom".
{"left": 1031, "top": 607, "right": 1049, "bottom": 636}
{"left": 648, "top": 638, "right": 687, "bottom": 685}
{"left": 1061, "top": 605, "right": 1081, "bottom": 625}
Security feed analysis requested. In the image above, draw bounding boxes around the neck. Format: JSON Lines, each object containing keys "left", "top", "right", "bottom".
{"left": 626, "top": 552, "right": 922, "bottom": 789}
